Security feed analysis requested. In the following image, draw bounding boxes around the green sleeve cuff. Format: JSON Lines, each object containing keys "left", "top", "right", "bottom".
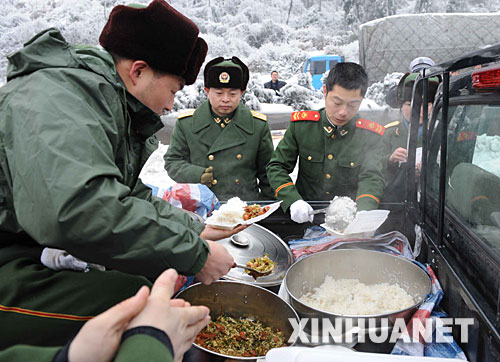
{"left": 280, "top": 191, "right": 303, "bottom": 212}
{"left": 0, "top": 344, "right": 59, "bottom": 362}
{"left": 114, "top": 334, "right": 173, "bottom": 362}
{"left": 192, "top": 219, "right": 205, "bottom": 235}
{"left": 189, "top": 238, "right": 209, "bottom": 275}
{"left": 356, "top": 196, "right": 379, "bottom": 211}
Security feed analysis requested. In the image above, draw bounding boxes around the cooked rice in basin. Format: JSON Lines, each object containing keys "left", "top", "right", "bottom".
{"left": 300, "top": 277, "right": 415, "bottom": 315}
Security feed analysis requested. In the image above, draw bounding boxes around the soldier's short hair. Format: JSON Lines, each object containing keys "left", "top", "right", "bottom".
{"left": 324, "top": 62, "right": 368, "bottom": 96}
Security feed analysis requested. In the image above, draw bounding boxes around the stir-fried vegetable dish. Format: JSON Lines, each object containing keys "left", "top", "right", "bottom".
{"left": 243, "top": 204, "right": 270, "bottom": 220}
{"left": 246, "top": 254, "right": 275, "bottom": 275}
{"left": 194, "top": 315, "right": 285, "bottom": 357}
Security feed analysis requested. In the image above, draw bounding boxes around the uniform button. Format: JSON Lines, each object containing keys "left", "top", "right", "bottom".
{"left": 236, "top": 154, "right": 242, "bottom": 160}
{"left": 350, "top": 162, "right": 355, "bottom": 167}
{"left": 325, "top": 173, "right": 331, "bottom": 179}
{"left": 328, "top": 154, "right": 334, "bottom": 160}
{"left": 221, "top": 123, "right": 225, "bottom": 128}
{"left": 326, "top": 191, "right": 330, "bottom": 195}
{"left": 358, "top": 121, "right": 362, "bottom": 125}
{"left": 212, "top": 179, "right": 217, "bottom": 185}
{"left": 307, "top": 156, "right": 312, "bottom": 161}
{"left": 331, "top": 134, "right": 336, "bottom": 139}
{"left": 208, "top": 155, "right": 214, "bottom": 161}
{"left": 235, "top": 179, "right": 240, "bottom": 184}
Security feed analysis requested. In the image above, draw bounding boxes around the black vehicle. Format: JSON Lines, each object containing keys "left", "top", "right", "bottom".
{"left": 403, "top": 45, "right": 500, "bottom": 361}
{"left": 258, "top": 45, "right": 500, "bottom": 361}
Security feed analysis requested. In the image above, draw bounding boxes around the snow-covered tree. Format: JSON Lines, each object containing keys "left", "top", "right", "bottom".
{"left": 446, "top": 0, "right": 468, "bottom": 12}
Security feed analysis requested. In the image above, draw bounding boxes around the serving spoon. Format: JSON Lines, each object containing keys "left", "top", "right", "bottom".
{"left": 309, "top": 207, "right": 328, "bottom": 215}
{"left": 232, "top": 263, "right": 274, "bottom": 279}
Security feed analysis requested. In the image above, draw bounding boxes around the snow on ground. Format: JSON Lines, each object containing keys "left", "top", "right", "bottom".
{"left": 139, "top": 143, "right": 172, "bottom": 191}
{"left": 258, "top": 103, "right": 294, "bottom": 114}
{"left": 472, "top": 134, "right": 500, "bottom": 178}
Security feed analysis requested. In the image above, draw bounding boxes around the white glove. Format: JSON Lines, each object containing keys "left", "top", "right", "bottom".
{"left": 41, "top": 248, "right": 105, "bottom": 272}
{"left": 290, "top": 199, "right": 314, "bottom": 223}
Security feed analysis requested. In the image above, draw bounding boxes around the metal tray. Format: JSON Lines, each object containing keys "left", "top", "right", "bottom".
{"left": 218, "top": 223, "right": 294, "bottom": 287}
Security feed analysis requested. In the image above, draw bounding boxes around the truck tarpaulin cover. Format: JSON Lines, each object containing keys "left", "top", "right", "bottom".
{"left": 359, "top": 13, "right": 500, "bottom": 82}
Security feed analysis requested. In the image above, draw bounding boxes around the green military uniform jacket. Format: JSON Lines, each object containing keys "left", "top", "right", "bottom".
{"left": 164, "top": 100, "right": 274, "bottom": 201}
{"left": 267, "top": 109, "right": 387, "bottom": 211}
{"left": 0, "top": 334, "right": 173, "bottom": 362}
{"left": 0, "top": 28, "right": 209, "bottom": 278}
{"left": 382, "top": 119, "right": 408, "bottom": 183}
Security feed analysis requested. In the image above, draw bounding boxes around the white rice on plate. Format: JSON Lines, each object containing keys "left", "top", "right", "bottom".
{"left": 210, "top": 197, "right": 246, "bottom": 225}
{"left": 300, "top": 277, "right": 415, "bottom": 315}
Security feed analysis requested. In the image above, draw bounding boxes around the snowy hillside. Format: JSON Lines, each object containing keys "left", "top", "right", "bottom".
{"left": 1, "top": 0, "right": 500, "bottom": 109}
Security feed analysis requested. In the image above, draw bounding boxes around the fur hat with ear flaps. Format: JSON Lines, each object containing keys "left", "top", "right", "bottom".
{"left": 99, "top": 0, "right": 207, "bottom": 85}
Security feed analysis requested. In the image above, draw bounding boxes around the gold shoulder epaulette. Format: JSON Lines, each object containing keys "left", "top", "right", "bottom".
{"left": 384, "top": 121, "right": 400, "bottom": 129}
{"left": 355, "top": 118, "right": 385, "bottom": 136}
{"left": 251, "top": 110, "right": 267, "bottom": 121}
{"left": 291, "top": 111, "right": 320, "bottom": 122}
{"left": 177, "top": 109, "right": 195, "bottom": 119}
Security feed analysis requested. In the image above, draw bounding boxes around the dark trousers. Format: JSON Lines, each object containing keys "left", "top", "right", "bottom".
{"left": 0, "top": 257, "right": 151, "bottom": 348}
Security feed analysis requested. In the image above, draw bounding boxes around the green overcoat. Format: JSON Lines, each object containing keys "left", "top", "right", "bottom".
{"left": 382, "top": 119, "right": 408, "bottom": 183}
{"left": 0, "top": 28, "right": 209, "bottom": 277}
{"left": 267, "top": 109, "right": 387, "bottom": 211}
{"left": 164, "top": 100, "right": 274, "bottom": 201}
{"left": 0, "top": 27, "right": 212, "bottom": 351}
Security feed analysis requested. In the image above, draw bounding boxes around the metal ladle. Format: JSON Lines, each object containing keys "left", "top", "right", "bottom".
{"left": 232, "top": 263, "right": 274, "bottom": 279}
{"left": 309, "top": 207, "right": 328, "bottom": 215}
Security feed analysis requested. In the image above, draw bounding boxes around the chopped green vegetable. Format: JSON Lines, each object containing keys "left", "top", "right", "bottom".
{"left": 195, "top": 315, "right": 285, "bottom": 357}
{"left": 246, "top": 254, "right": 275, "bottom": 274}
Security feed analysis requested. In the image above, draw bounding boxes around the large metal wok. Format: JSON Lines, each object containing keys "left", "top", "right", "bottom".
{"left": 285, "top": 249, "right": 431, "bottom": 335}
{"left": 176, "top": 280, "right": 299, "bottom": 361}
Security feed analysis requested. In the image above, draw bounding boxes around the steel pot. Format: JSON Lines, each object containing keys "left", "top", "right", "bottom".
{"left": 176, "top": 280, "right": 299, "bottom": 361}
{"left": 285, "top": 249, "right": 431, "bottom": 334}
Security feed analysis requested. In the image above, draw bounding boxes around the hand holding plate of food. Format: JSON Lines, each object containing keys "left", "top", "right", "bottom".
{"left": 205, "top": 197, "right": 282, "bottom": 230}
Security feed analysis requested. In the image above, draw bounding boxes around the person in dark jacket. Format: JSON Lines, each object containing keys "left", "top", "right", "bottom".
{"left": 383, "top": 72, "right": 441, "bottom": 181}
{"left": 264, "top": 70, "right": 287, "bottom": 94}
{"left": 165, "top": 57, "right": 274, "bottom": 201}
{"left": 0, "top": 0, "right": 240, "bottom": 349}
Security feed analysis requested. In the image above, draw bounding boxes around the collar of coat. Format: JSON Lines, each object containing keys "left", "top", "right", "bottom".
{"left": 320, "top": 109, "right": 357, "bottom": 137}
{"left": 125, "top": 90, "right": 164, "bottom": 141}
{"left": 191, "top": 100, "right": 255, "bottom": 153}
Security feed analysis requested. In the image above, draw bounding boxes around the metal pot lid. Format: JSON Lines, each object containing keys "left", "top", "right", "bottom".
{"left": 218, "top": 223, "right": 294, "bottom": 287}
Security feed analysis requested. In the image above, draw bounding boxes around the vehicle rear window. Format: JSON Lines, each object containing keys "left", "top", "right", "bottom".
{"left": 428, "top": 103, "right": 500, "bottom": 254}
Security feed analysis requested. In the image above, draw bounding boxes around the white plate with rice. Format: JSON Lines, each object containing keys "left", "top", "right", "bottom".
{"left": 205, "top": 199, "right": 282, "bottom": 230}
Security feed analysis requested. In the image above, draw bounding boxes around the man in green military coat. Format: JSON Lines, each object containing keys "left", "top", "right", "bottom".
{"left": 383, "top": 72, "right": 440, "bottom": 183}
{"left": 165, "top": 57, "right": 274, "bottom": 201}
{"left": 0, "top": 0, "right": 239, "bottom": 350}
{"left": 267, "top": 62, "right": 387, "bottom": 223}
